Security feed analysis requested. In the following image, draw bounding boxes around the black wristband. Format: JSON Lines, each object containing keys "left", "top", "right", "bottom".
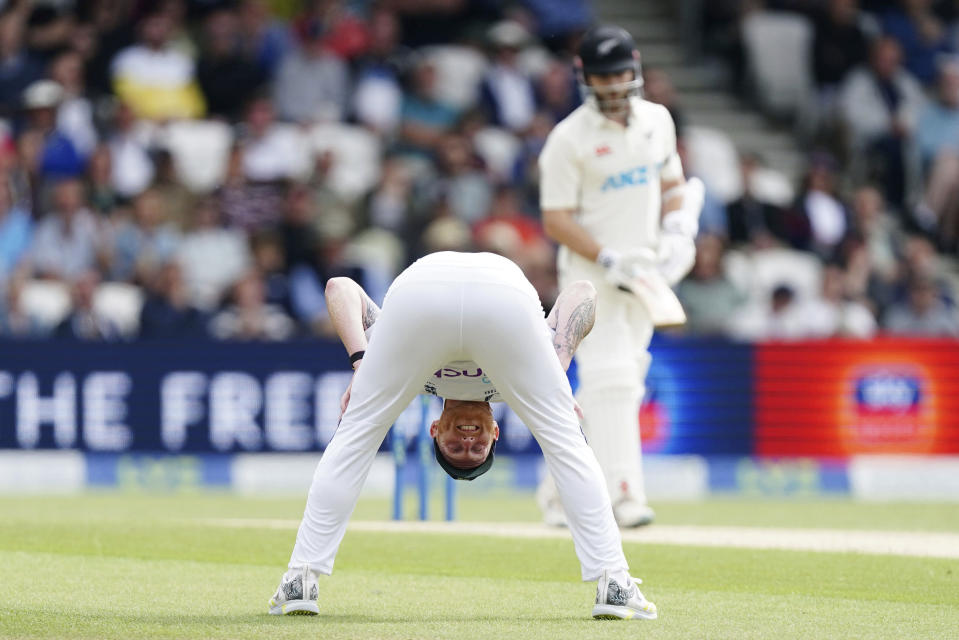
{"left": 349, "top": 350, "right": 366, "bottom": 366}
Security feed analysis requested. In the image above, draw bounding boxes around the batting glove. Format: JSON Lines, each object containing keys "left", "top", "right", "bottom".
{"left": 656, "top": 233, "right": 696, "bottom": 285}
{"left": 597, "top": 247, "right": 658, "bottom": 290}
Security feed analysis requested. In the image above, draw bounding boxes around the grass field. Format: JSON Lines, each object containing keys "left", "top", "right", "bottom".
{"left": 1, "top": 493, "right": 957, "bottom": 639}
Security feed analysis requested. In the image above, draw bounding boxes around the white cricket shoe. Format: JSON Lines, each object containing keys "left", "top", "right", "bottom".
{"left": 592, "top": 570, "right": 658, "bottom": 620}
{"left": 613, "top": 497, "right": 655, "bottom": 528}
{"left": 268, "top": 565, "right": 320, "bottom": 616}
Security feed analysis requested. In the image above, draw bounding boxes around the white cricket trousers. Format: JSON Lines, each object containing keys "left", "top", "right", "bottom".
{"left": 289, "top": 252, "right": 628, "bottom": 581}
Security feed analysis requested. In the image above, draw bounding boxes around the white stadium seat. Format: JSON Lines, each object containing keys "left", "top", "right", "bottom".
{"left": 267, "top": 122, "right": 314, "bottom": 181}
{"left": 18, "top": 280, "right": 71, "bottom": 329}
{"left": 161, "top": 119, "right": 234, "bottom": 193}
{"left": 727, "top": 247, "right": 823, "bottom": 305}
{"left": 309, "top": 123, "right": 382, "bottom": 202}
{"left": 473, "top": 126, "right": 522, "bottom": 182}
{"left": 749, "top": 166, "right": 795, "bottom": 208}
{"left": 684, "top": 125, "right": 743, "bottom": 204}
{"left": 741, "top": 11, "right": 814, "bottom": 119}
{"left": 92, "top": 282, "right": 145, "bottom": 338}
{"left": 421, "top": 45, "right": 488, "bottom": 110}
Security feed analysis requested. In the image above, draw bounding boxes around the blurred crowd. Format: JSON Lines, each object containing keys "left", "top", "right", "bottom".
{"left": 0, "top": 0, "right": 956, "bottom": 343}
{"left": 683, "top": 0, "right": 959, "bottom": 339}
{"left": 0, "top": 0, "right": 590, "bottom": 341}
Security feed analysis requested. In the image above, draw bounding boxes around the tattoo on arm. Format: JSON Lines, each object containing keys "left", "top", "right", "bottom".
{"left": 361, "top": 296, "right": 380, "bottom": 331}
{"left": 553, "top": 298, "right": 595, "bottom": 360}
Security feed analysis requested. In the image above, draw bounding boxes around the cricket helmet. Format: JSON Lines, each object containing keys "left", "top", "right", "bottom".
{"left": 575, "top": 25, "right": 643, "bottom": 118}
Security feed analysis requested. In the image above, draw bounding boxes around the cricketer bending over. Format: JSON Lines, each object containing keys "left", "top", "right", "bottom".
{"left": 537, "top": 25, "right": 705, "bottom": 527}
{"left": 269, "top": 251, "right": 657, "bottom": 620}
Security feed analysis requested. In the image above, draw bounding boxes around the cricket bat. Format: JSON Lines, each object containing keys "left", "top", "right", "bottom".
{"left": 618, "top": 269, "right": 687, "bottom": 328}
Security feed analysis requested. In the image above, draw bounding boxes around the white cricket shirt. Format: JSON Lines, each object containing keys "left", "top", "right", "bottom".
{"left": 538, "top": 97, "right": 682, "bottom": 266}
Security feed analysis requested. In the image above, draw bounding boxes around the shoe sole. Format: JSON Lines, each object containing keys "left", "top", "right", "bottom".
{"left": 269, "top": 600, "right": 319, "bottom": 616}
{"left": 616, "top": 516, "right": 654, "bottom": 528}
{"left": 592, "top": 604, "right": 658, "bottom": 620}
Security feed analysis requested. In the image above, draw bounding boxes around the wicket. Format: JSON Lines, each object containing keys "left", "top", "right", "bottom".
{"left": 390, "top": 395, "right": 456, "bottom": 521}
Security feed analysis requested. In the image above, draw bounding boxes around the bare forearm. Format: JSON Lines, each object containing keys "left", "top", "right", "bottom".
{"left": 548, "top": 281, "right": 597, "bottom": 371}
{"left": 325, "top": 277, "right": 379, "bottom": 357}
{"left": 542, "top": 208, "right": 602, "bottom": 262}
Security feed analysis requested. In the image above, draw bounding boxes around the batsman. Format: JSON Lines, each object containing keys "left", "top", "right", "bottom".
{"left": 537, "top": 25, "right": 705, "bottom": 528}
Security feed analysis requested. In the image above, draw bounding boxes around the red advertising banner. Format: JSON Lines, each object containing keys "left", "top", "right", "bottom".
{"left": 756, "top": 339, "right": 959, "bottom": 456}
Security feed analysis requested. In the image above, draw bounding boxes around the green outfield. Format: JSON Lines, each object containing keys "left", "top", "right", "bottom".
{"left": 1, "top": 493, "right": 957, "bottom": 639}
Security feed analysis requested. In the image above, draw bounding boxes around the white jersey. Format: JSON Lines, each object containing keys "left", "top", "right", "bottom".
{"left": 538, "top": 97, "right": 682, "bottom": 276}
{"left": 368, "top": 251, "right": 553, "bottom": 403}
{"left": 365, "top": 326, "right": 504, "bottom": 401}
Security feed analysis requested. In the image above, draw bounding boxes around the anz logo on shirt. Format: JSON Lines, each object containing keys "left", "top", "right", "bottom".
{"left": 600, "top": 163, "right": 659, "bottom": 192}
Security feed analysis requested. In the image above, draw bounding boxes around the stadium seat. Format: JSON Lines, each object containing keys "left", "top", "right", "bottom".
{"left": 161, "top": 119, "right": 234, "bottom": 193}
{"left": 18, "top": 280, "right": 71, "bottom": 329}
{"left": 473, "top": 126, "right": 522, "bottom": 182}
{"left": 733, "top": 248, "right": 823, "bottom": 305}
{"left": 421, "top": 45, "right": 488, "bottom": 110}
{"left": 741, "top": 11, "right": 814, "bottom": 120}
{"left": 309, "top": 123, "right": 383, "bottom": 202}
{"left": 92, "top": 282, "right": 145, "bottom": 338}
{"left": 517, "top": 46, "right": 554, "bottom": 79}
{"left": 269, "top": 123, "right": 314, "bottom": 181}
{"left": 684, "top": 125, "right": 743, "bottom": 204}
{"left": 749, "top": 166, "right": 795, "bottom": 208}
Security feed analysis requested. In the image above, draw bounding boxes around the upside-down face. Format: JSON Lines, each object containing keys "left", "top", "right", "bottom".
{"left": 430, "top": 400, "right": 499, "bottom": 469}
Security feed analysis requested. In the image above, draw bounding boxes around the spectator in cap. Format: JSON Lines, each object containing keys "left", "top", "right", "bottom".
{"left": 21, "top": 79, "right": 84, "bottom": 179}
